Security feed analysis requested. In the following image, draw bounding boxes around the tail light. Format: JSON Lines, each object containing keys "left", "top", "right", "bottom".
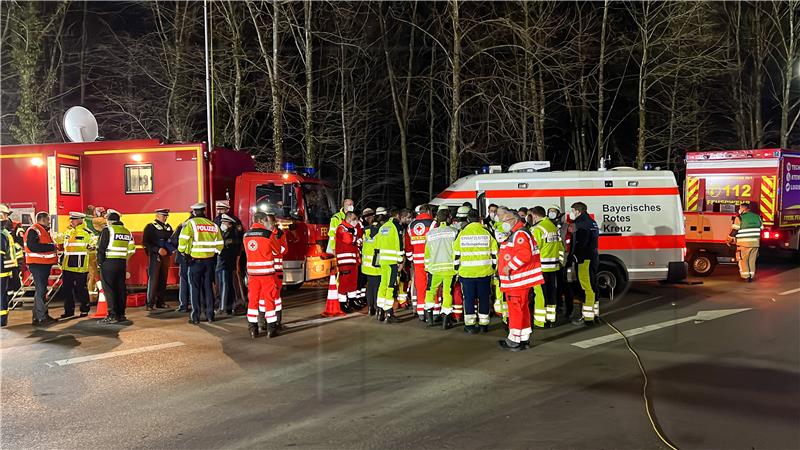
{"left": 762, "top": 231, "right": 769, "bottom": 239}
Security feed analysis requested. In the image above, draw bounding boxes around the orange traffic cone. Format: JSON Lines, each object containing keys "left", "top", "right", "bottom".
{"left": 93, "top": 281, "right": 108, "bottom": 318}
{"left": 321, "top": 273, "right": 345, "bottom": 317}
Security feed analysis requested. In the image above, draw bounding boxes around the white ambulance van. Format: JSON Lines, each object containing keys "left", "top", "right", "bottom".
{"left": 429, "top": 162, "right": 688, "bottom": 303}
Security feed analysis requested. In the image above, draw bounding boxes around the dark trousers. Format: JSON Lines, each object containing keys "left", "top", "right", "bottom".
{"left": 189, "top": 258, "right": 215, "bottom": 322}
{"left": 178, "top": 261, "right": 190, "bottom": 310}
{"left": 29, "top": 264, "right": 52, "bottom": 321}
{"left": 146, "top": 252, "right": 170, "bottom": 307}
{"left": 556, "top": 265, "right": 574, "bottom": 318}
{"left": 542, "top": 271, "right": 557, "bottom": 307}
{"left": 1, "top": 275, "right": 8, "bottom": 327}
{"left": 216, "top": 260, "right": 235, "bottom": 312}
{"left": 460, "top": 276, "right": 491, "bottom": 322}
{"left": 62, "top": 270, "right": 89, "bottom": 315}
{"left": 101, "top": 259, "right": 127, "bottom": 319}
{"left": 365, "top": 274, "right": 381, "bottom": 308}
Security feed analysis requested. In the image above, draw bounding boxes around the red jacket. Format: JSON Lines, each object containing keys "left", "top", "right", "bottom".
{"left": 498, "top": 222, "right": 543, "bottom": 292}
{"left": 272, "top": 227, "right": 288, "bottom": 273}
{"left": 335, "top": 221, "right": 360, "bottom": 266}
{"left": 404, "top": 213, "right": 435, "bottom": 265}
{"left": 243, "top": 223, "right": 275, "bottom": 276}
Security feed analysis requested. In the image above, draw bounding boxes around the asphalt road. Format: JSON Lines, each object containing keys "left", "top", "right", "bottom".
{"left": 2, "top": 258, "right": 798, "bottom": 450}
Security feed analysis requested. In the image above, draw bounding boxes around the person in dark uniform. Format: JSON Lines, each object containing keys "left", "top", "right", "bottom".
{"left": 168, "top": 211, "right": 194, "bottom": 313}
{"left": 142, "top": 208, "right": 174, "bottom": 311}
{"left": 96, "top": 210, "right": 135, "bottom": 324}
{"left": 567, "top": 202, "right": 600, "bottom": 326}
{"left": 215, "top": 214, "right": 241, "bottom": 316}
{"left": 24, "top": 212, "right": 59, "bottom": 326}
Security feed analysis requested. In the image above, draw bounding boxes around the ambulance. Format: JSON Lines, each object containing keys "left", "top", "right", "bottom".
{"left": 429, "top": 161, "right": 688, "bottom": 303}
{"left": 684, "top": 149, "right": 800, "bottom": 276}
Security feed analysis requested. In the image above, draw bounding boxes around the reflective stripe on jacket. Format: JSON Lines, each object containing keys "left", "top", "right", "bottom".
{"left": 498, "top": 222, "right": 544, "bottom": 291}
{"left": 424, "top": 222, "right": 457, "bottom": 275}
{"left": 178, "top": 217, "right": 223, "bottom": 258}
{"left": 106, "top": 224, "right": 135, "bottom": 260}
{"left": 61, "top": 224, "right": 92, "bottom": 272}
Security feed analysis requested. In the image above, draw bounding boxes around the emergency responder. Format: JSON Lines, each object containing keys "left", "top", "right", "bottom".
{"left": 361, "top": 207, "right": 384, "bottom": 316}
{"left": 59, "top": 212, "right": 92, "bottom": 319}
{"left": 179, "top": 203, "right": 223, "bottom": 324}
{"left": 243, "top": 211, "right": 279, "bottom": 338}
{"left": 25, "top": 212, "right": 58, "bottom": 326}
{"left": 327, "top": 198, "right": 354, "bottom": 254}
{"left": 85, "top": 206, "right": 106, "bottom": 300}
{"left": 395, "top": 208, "right": 414, "bottom": 309}
{"left": 530, "top": 206, "right": 562, "bottom": 327}
{"left": 213, "top": 200, "right": 244, "bottom": 312}
{"left": 454, "top": 209, "right": 498, "bottom": 334}
{"left": 357, "top": 207, "right": 375, "bottom": 305}
{"left": 406, "top": 204, "right": 436, "bottom": 321}
{"left": 424, "top": 207, "right": 459, "bottom": 328}
{"left": 547, "top": 205, "right": 573, "bottom": 320}
{"left": 2, "top": 204, "right": 23, "bottom": 293}
{"left": 483, "top": 204, "right": 499, "bottom": 230}
{"left": 216, "top": 214, "right": 241, "bottom": 316}
{"left": 169, "top": 211, "right": 194, "bottom": 313}
{"left": 264, "top": 214, "right": 288, "bottom": 327}
{"left": 567, "top": 202, "right": 599, "bottom": 326}
{"left": 454, "top": 205, "right": 470, "bottom": 231}
{"left": 0, "top": 204, "right": 18, "bottom": 327}
{"left": 375, "top": 207, "right": 403, "bottom": 323}
{"left": 728, "top": 201, "right": 762, "bottom": 282}
{"left": 97, "top": 210, "right": 135, "bottom": 324}
{"left": 518, "top": 207, "right": 528, "bottom": 220}
{"left": 497, "top": 209, "right": 543, "bottom": 351}
{"left": 142, "top": 208, "right": 173, "bottom": 311}
{"left": 335, "top": 212, "right": 362, "bottom": 313}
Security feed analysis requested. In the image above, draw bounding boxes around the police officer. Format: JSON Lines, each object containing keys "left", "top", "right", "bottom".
{"left": 567, "top": 202, "right": 599, "bottom": 326}
{"left": 169, "top": 210, "right": 194, "bottom": 313}
{"left": 216, "top": 214, "right": 241, "bottom": 316}
{"left": 0, "top": 204, "right": 18, "bottom": 327}
{"left": 327, "top": 198, "right": 354, "bottom": 254}
{"left": 59, "top": 212, "right": 92, "bottom": 319}
{"left": 424, "top": 207, "right": 459, "bottom": 329}
{"left": 97, "top": 210, "right": 135, "bottom": 324}
{"left": 454, "top": 209, "right": 498, "bottom": 334}
{"left": 25, "top": 212, "right": 59, "bottom": 326}
{"left": 244, "top": 212, "right": 279, "bottom": 338}
{"left": 530, "top": 206, "right": 563, "bottom": 327}
{"left": 142, "top": 208, "right": 173, "bottom": 310}
{"left": 361, "top": 207, "right": 384, "bottom": 316}
{"left": 375, "top": 207, "right": 403, "bottom": 323}
{"left": 178, "top": 203, "right": 223, "bottom": 324}
{"left": 728, "top": 201, "right": 762, "bottom": 282}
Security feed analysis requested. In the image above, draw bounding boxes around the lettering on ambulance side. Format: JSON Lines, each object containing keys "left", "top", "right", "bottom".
{"left": 114, "top": 234, "right": 132, "bottom": 241}
{"left": 459, "top": 234, "right": 489, "bottom": 247}
{"left": 599, "top": 202, "right": 665, "bottom": 234}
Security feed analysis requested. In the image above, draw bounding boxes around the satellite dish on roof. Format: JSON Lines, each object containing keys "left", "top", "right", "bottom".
{"left": 63, "top": 106, "right": 99, "bottom": 142}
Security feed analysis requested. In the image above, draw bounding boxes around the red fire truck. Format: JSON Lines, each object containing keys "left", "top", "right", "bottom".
{"left": 684, "top": 149, "right": 800, "bottom": 276}
{"left": 0, "top": 139, "right": 335, "bottom": 288}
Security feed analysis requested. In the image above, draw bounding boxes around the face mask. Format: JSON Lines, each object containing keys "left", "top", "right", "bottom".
{"left": 345, "top": 205, "right": 354, "bottom": 213}
{"left": 501, "top": 222, "right": 512, "bottom": 233}
{"left": 568, "top": 211, "right": 577, "bottom": 221}
{"left": 453, "top": 222, "right": 463, "bottom": 230}
{"left": 548, "top": 211, "right": 558, "bottom": 220}
{"left": 220, "top": 224, "right": 229, "bottom": 232}
{"left": 489, "top": 212, "right": 497, "bottom": 221}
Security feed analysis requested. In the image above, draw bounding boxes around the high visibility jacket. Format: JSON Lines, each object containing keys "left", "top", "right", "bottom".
{"left": 498, "top": 222, "right": 544, "bottom": 292}
{"left": 731, "top": 211, "right": 762, "bottom": 248}
{"left": 1, "top": 228, "right": 13, "bottom": 277}
{"left": 424, "top": 222, "right": 457, "bottom": 275}
{"left": 335, "top": 222, "right": 360, "bottom": 266}
{"left": 531, "top": 218, "right": 563, "bottom": 272}
{"left": 453, "top": 222, "right": 498, "bottom": 278}
{"left": 178, "top": 217, "right": 223, "bottom": 259}
{"left": 405, "top": 213, "right": 435, "bottom": 266}
{"left": 375, "top": 219, "right": 403, "bottom": 267}
{"left": 24, "top": 223, "right": 58, "bottom": 265}
{"left": 106, "top": 224, "right": 135, "bottom": 260}
{"left": 327, "top": 209, "right": 346, "bottom": 252}
{"left": 243, "top": 223, "right": 275, "bottom": 276}
{"left": 272, "top": 227, "right": 288, "bottom": 273}
{"left": 361, "top": 224, "right": 381, "bottom": 276}
{"left": 61, "top": 224, "right": 92, "bottom": 273}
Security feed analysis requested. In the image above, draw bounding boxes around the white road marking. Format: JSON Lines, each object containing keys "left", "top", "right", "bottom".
{"left": 47, "top": 342, "right": 186, "bottom": 367}
{"left": 203, "top": 323, "right": 230, "bottom": 332}
{"left": 778, "top": 287, "right": 800, "bottom": 296}
{"left": 572, "top": 308, "right": 751, "bottom": 349}
{"left": 282, "top": 313, "right": 361, "bottom": 330}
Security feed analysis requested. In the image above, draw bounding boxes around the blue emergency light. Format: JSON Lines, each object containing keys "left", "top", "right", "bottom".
{"left": 282, "top": 161, "right": 296, "bottom": 172}
{"left": 481, "top": 165, "right": 490, "bottom": 174}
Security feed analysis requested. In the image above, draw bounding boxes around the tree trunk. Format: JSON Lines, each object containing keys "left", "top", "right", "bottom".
{"left": 304, "top": 0, "right": 314, "bottom": 168}
{"left": 731, "top": 3, "right": 748, "bottom": 148}
{"left": 596, "top": 0, "right": 609, "bottom": 166}
{"left": 448, "top": 0, "right": 461, "bottom": 183}
{"left": 340, "top": 43, "right": 348, "bottom": 201}
{"left": 636, "top": 6, "right": 650, "bottom": 169}
{"left": 779, "top": 1, "right": 797, "bottom": 148}
{"left": 271, "top": 3, "right": 283, "bottom": 171}
{"left": 429, "top": 46, "right": 436, "bottom": 200}
{"left": 753, "top": 6, "right": 764, "bottom": 148}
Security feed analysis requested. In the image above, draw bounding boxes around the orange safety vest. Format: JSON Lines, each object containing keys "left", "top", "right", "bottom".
{"left": 24, "top": 223, "right": 58, "bottom": 265}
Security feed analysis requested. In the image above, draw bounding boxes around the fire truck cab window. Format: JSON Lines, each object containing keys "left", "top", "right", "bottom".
{"left": 125, "top": 164, "right": 153, "bottom": 193}
{"left": 302, "top": 183, "right": 335, "bottom": 225}
{"left": 255, "top": 184, "right": 290, "bottom": 218}
{"left": 59, "top": 164, "right": 80, "bottom": 195}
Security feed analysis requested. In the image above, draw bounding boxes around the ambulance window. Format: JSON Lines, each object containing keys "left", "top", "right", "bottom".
{"left": 59, "top": 164, "right": 80, "bottom": 195}
{"left": 125, "top": 164, "right": 154, "bottom": 194}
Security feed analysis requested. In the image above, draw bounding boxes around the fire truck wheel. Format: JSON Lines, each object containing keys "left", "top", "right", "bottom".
{"left": 688, "top": 252, "right": 716, "bottom": 277}
{"left": 597, "top": 260, "right": 628, "bottom": 305}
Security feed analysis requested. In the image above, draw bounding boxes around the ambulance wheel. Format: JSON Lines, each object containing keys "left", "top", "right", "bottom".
{"left": 597, "top": 260, "right": 628, "bottom": 305}
{"left": 688, "top": 253, "right": 716, "bottom": 277}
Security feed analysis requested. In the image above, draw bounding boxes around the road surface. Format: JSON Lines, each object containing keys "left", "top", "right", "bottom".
{"left": 2, "top": 259, "right": 798, "bottom": 449}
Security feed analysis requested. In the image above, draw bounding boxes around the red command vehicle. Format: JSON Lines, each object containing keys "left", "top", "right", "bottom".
{"left": 0, "top": 139, "right": 335, "bottom": 288}
{"left": 683, "top": 149, "right": 800, "bottom": 276}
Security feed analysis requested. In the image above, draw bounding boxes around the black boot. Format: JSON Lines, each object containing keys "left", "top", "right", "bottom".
{"left": 480, "top": 325, "right": 489, "bottom": 333}
{"left": 341, "top": 301, "right": 352, "bottom": 314}
{"left": 464, "top": 325, "right": 479, "bottom": 334}
{"left": 383, "top": 309, "right": 398, "bottom": 324}
{"left": 276, "top": 311, "right": 283, "bottom": 330}
{"left": 378, "top": 308, "right": 386, "bottom": 322}
{"left": 267, "top": 323, "right": 279, "bottom": 338}
{"left": 248, "top": 323, "right": 259, "bottom": 339}
{"left": 258, "top": 312, "right": 268, "bottom": 331}
{"left": 368, "top": 306, "right": 376, "bottom": 316}
{"left": 498, "top": 339, "right": 524, "bottom": 352}
{"left": 442, "top": 314, "right": 455, "bottom": 330}
{"left": 424, "top": 309, "right": 434, "bottom": 326}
